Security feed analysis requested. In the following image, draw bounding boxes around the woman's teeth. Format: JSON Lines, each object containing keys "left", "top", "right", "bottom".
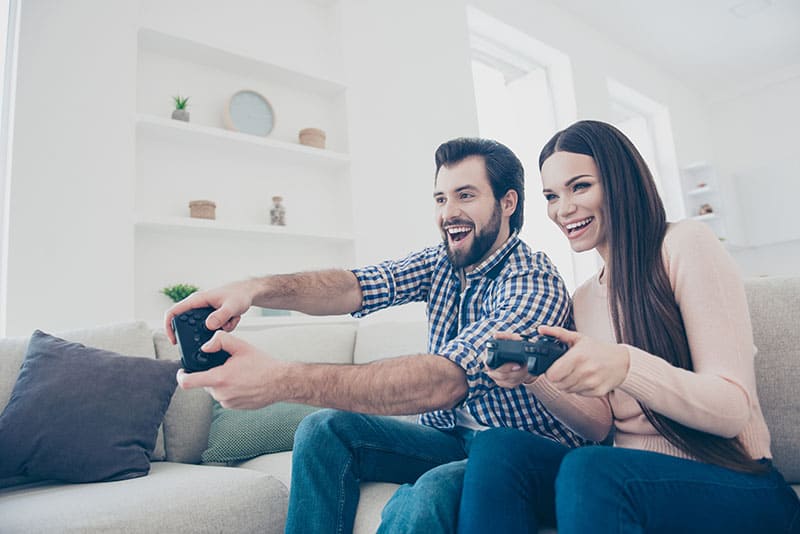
{"left": 566, "top": 217, "right": 593, "bottom": 234}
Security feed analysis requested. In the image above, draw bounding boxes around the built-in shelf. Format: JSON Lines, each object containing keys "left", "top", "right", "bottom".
{"left": 135, "top": 215, "right": 354, "bottom": 242}
{"left": 136, "top": 114, "right": 350, "bottom": 169}
{"left": 687, "top": 186, "right": 713, "bottom": 196}
{"left": 138, "top": 27, "right": 347, "bottom": 96}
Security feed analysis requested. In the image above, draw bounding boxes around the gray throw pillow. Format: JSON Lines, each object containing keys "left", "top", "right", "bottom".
{"left": 0, "top": 330, "right": 180, "bottom": 483}
{"left": 201, "top": 401, "right": 319, "bottom": 464}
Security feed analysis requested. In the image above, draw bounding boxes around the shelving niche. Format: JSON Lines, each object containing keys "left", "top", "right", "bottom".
{"left": 135, "top": 28, "right": 355, "bottom": 323}
{"left": 680, "top": 162, "right": 727, "bottom": 241}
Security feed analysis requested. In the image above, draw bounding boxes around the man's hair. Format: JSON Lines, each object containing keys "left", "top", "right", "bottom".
{"left": 434, "top": 138, "right": 525, "bottom": 232}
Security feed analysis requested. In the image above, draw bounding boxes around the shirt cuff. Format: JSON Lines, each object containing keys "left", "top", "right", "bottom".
{"left": 350, "top": 265, "right": 394, "bottom": 318}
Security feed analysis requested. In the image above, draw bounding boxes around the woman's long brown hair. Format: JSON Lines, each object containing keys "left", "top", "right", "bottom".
{"left": 539, "top": 120, "right": 766, "bottom": 474}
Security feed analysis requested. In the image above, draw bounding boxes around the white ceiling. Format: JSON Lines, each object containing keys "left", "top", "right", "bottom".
{"left": 551, "top": 0, "right": 800, "bottom": 101}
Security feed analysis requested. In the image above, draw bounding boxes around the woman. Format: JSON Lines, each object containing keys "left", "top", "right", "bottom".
{"left": 458, "top": 120, "right": 800, "bottom": 533}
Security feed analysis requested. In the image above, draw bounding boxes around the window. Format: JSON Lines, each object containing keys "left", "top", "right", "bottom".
{"left": 468, "top": 7, "right": 598, "bottom": 290}
{"left": 0, "top": 0, "right": 20, "bottom": 336}
{"left": 607, "top": 78, "right": 685, "bottom": 220}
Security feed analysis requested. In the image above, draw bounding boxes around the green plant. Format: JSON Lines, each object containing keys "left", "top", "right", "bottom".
{"left": 172, "top": 95, "right": 190, "bottom": 110}
{"left": 161, "top": 283, "right": 199, "bottom": 303}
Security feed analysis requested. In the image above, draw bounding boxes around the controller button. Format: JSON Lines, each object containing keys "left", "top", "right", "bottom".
{"left": 195, "top": 352, "right": 208, "bottom": 363}
{"left": 178, "top": 314, "right": 188, "bottom": 321}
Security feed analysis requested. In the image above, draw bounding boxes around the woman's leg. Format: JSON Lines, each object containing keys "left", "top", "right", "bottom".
{"left": 555, "top": 446, "right": 800, "bottom": 534}
{"left": 458, "top": 428, "right": 571, "bottom": 534}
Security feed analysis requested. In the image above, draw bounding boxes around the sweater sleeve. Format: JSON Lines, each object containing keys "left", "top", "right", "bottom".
{"left": 617, "top": 220, "right": 755, "bottom": 438}
{"left": 525, "top": 376, "right": 612, "bottom": 442}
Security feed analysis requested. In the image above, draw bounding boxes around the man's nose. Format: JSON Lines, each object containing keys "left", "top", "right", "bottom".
{"left": 441, "top": 200, "right": 463, "bottom": 221}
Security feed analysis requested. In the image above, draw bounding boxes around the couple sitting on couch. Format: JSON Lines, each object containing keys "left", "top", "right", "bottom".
{"left": 166, "top": 123, "right": 800, "bottom": 533}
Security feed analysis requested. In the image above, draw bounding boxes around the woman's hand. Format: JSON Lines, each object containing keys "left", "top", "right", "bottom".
{"left": 485, "top": 332, "right": 537, "bottom": 388}
{"left": 539, "top": 325, "right": 630, "bottom": 397}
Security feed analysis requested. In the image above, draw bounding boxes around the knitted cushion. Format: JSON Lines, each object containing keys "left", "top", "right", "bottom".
{"left": 201, "top": 401, "right": 319, "bottom": 464}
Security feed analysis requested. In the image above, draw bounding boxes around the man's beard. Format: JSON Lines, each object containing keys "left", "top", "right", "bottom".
{"left": 444, "top": 202, "right": 502, "bottom": 269}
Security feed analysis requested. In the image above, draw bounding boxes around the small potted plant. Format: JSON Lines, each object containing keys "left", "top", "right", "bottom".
{"left": 171, "top": 95, "right": 190, "bottom": 122}
{"left": 161, "top": 283, "right": 199, "bottom": 303}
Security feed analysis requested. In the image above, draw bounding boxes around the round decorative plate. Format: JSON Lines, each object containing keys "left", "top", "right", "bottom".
{"left": 223, "top": 90, "right": 274, "bottom": 136}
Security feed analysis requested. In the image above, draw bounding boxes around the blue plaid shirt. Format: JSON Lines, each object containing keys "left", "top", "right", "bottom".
{"left": 351, "top": 233, "right": 586, "bottom": 447}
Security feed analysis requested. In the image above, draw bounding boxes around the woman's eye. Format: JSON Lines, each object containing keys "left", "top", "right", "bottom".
{"left": 573, "top": 182, "right": 590, "bottom": 192}
{"left": 543, "top": 193, "right": 557, "bottom": 202}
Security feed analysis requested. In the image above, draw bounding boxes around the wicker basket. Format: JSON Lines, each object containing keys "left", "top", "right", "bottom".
{"left": 189, "top": 200, "right": 216, "bottom": 220}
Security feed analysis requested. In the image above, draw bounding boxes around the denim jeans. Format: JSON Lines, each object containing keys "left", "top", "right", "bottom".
{"left": 556, "top": 446, "right": 800, "bottom": 533}
{"left": 285, "top": 409, "right": 476, "bottom": 534}
{"left": 458, "top": 427, "right": 571, "bottom": 534}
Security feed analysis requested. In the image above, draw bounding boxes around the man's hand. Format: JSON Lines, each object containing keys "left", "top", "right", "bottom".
{"left": 176, "top": 331, "right": 289, "bottom": 409}
{"left": 485, "top": 332, "right": 537, "bottom": 388}
{"left": 164, "top": 280, "right": 259, "bottom": 344}
{"left": 539, "top": 325, "right": 630, "bottom": 397}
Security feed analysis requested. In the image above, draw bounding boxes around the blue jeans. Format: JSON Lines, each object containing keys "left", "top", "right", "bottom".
{"left": 458, "top": 427, "right": 571, "bottom": 534}
{"left": 555, "top": 446, "right": 800, "bottom": 533}
{"left": 285, "top": 409, "right": 475, "bottom": 534}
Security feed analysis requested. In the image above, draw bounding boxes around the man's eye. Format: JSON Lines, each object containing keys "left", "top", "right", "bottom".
{"left": 460, "top": 192, "right": 474, "bottom": 200}
{"left": 435, "top": 197, "right": 445, "bottom": 204}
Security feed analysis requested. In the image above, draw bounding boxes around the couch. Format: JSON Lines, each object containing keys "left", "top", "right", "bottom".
{"left": 0, "top": 276, "right": 798, "bottom": 533}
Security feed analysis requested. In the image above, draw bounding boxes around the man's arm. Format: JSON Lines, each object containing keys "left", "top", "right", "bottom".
{"left": 164, "top": 269, "right": 363, "bottom": 343}
{"left": 177, "top": 331, "right": 468, "bottom": 415}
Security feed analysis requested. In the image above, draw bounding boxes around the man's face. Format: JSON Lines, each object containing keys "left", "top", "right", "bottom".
{"left": 434, "top": 156, "right": 514, "bottom": 271}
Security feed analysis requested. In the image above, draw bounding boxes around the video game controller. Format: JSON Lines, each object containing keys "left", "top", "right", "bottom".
{"left": 485, "top": 335, "right": 569, "bottom": 375}
{"left": 171, "top": 306, "right": 231, "bottom": 373}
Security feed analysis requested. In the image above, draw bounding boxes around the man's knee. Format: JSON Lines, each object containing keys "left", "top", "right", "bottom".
{"left": 294, "top": 408, "right": 357, "bottom": 451}
{"left": 380, "top": 460, "right": 466, "bottom": 531}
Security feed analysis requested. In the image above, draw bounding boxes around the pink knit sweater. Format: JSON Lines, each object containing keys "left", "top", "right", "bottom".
{"left": 529, "top": 220, "right": 772, "bottom": 460}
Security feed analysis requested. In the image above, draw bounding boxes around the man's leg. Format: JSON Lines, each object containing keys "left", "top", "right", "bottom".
{"left": 377, "top": 458, "right": 468, "bottom": 534}
{"left": 286, "top": 409, "right": 468, "bottom": 534}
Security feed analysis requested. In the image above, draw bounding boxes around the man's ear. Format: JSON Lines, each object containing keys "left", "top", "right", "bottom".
{"left": 501, "top": 189, "right": 518, "bottom": 217}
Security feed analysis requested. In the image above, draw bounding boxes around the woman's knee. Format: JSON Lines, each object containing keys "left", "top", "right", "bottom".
{"left": 556, "top": 446, "right": 623, "bottom": 495}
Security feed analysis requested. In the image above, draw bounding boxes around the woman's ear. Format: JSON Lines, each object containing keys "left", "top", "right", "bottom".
{"left": 502, "top": 189, "right": 518, "bottom": 217}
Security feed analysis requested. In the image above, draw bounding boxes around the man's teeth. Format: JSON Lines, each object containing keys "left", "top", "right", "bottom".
{"left": 566, "top": 217, "right": 593, "bottom": 231}
{"left": 447, "top": 226, "right": 471, "bottom": 235}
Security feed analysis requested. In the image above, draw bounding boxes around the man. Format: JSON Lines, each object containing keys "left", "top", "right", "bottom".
{"left": 165, "top": 138, "right": 584, "bottom": 533}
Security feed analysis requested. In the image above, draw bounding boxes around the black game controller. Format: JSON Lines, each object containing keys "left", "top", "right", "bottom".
{"left": 485, "top": 335, "right": 569, "bottom": 375}
{"left": 171, "top": 306, "right": 231, "bottom": 373}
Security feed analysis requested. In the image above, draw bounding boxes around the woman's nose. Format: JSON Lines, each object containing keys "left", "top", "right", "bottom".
{"left": 557, "top": 198, "right": 576, "bottom": 218}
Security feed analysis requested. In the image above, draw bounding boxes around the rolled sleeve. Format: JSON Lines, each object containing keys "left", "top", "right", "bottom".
{"left": 350, "top": 247, "right": 437, "bottom": 318}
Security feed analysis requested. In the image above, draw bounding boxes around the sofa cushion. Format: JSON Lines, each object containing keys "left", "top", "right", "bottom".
{"left": 0, "top": 462, "right": 288, "bottom": 534}
{"left": 0, "top": 331, "right": 179, "bottom": 484}
{"left": 202, "top": 401, "right": 319, "bottom": 464}
{"left": 745, "top": 277, "right": 800, "bottom": 483}
{"left": 0, "top": 321, "right": 168, "bottom": 461}
{"left": 154, "top": 331, "right": 214, "bottom": 464}
{"left": 353, "top": 320, "right": 428, "bottom": 364}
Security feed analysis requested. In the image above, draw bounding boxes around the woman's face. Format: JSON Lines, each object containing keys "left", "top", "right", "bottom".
{"left": 540, "top": 151, "right": 608, "bottom": 257}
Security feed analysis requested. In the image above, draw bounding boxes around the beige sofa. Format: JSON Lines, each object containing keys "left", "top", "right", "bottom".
{"left": 0, "top": 277, "right": 798, "bottom": 533}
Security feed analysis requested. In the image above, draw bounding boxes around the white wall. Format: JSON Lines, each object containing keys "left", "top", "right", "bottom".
{"left": 5, "top": 0, "right": 794, "bottom": 335}
{"left": 5, "top": 0, "right": 138, "bottom": 336}
{"left": 707, "top": 70, "right": 800, "bottom": 277}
